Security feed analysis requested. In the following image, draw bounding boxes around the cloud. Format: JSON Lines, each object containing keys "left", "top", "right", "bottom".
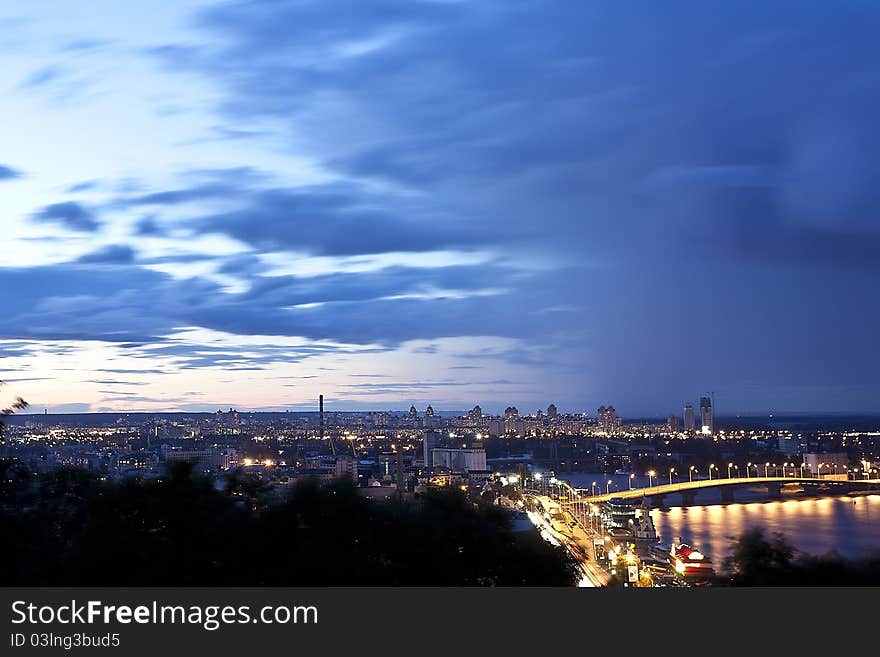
{"left": 20, "top": 64, "right": 66, "bottom": 88}
{"left": 32, "top": 202, "right": 100, "bottom": 232}
{"left": 67, "top": 180, "right": 98, "bottom": 193}
{"left": 145, "top": 0, "right": 880, "bottom": 271}
{"left": 6, "top": 0, "right": 880, "bottom": 412}
{"left": 76, "top": 245, "right": 136, "bottom": 264}
{"left": 0, "top": 165, "right": 22, "bottom": 180}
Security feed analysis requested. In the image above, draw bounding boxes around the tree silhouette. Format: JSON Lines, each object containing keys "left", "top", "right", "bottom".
{"left": 0, "top": 465, "right": 578, "bottom": 586}
{"left": 0, "top": 380, "right": 28, "bottom": 445}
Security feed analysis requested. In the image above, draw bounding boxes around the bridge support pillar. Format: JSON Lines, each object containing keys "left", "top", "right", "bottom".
{"left": 680, "top": 491, "right": 696, "bottom": 506}
{"left": 649, "top": 494, "right": 666, "bottom": 508}
{"left": 766, "top": 483, "right": 782, "bottom": 499}
{"left": 721, "top": 487, "right": 735, "bottom": 503}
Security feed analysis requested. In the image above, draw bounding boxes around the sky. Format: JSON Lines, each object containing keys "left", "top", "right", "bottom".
{"left": 1, "top": 0, "right": 879, "bottom": 417}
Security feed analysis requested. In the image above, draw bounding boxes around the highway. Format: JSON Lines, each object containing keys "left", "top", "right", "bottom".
{"left": 525, "top": 495, "right": 611, "bottom": 587}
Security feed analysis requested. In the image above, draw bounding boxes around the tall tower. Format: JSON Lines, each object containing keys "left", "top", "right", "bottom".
{"left": 683, "top": 404, "right": 695, "bottom": 431}
{"left": 699, "top": 396, "right": 713, "bottom": 436}
{"left": 423, "top": 431, "right": 437, "bottom": 469}
{"left": 319, "top": 394, "right": 324, "bottom": 439}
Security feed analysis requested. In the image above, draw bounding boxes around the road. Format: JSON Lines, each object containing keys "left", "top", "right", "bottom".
{"left": 525, "top": 495, "right": 611, "bottom": 587}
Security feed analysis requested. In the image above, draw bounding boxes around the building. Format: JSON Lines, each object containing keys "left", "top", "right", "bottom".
{"left": 683, "top": 404, "right": 695, "bottom": 431}
{"left": 424, "top": 405, "right": 438, "bottom": 429}
{"left": 431, "top": 448, "right": 487, "bottom": 473}
{"left": 503, "top": 407, "right": 520, "bottom": 435}
{"left": 803, "top": 452, "right": 849, "bottom": 477}
{"left": 422, "top": 431, "right": 438, "bottom": 468}
{"left": 667, "top": 415, "right": 680, "bottom": 432}
{"left": 334, "top": 455, "right": 359, "bottom": 481}
{"left": 778, "top": 435, "right": 800, "bottom": 456}
{"left": 547, "top": 404, "right": 558, "bottom": 420}
{"left": 161, "top": 445, "right": 238, "bottom": 471}
{"left": 597, "top": 406, "right": 620, "bottom": 434}
{"left": 699, "top": 397, "right": 713, "bottom": 436}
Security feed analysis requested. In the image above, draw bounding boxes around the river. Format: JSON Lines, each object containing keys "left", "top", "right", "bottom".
{"left": 554, "top": 472, "right": 880, "bottom": 566}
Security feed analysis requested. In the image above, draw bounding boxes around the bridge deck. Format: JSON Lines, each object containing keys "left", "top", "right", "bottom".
{"left": 572, "top": 476, "right": 880, "bottom": 503}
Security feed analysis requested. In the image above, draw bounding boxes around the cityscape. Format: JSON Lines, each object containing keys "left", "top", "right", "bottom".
{"left": 2, "top": 1, "right": 880, "bottom": 591}
{"left": 3, "top": 392, "right": 880, "bottom": 586}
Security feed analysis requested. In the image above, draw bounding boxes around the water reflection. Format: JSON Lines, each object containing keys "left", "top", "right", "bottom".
{"left": 651, "top": 495, "right": 880, "bottom": 568}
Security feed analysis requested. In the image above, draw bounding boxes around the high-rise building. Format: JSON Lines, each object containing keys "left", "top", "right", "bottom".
{"left": 597, "top": 406, "right": 620, "bottom": 434}
{"left": 547, "top": 404, "right": 558, "bottom": 419}
{"left": 683, "top": 404, "right": 695, "bottom": 431}
{"left": 423, "top": 431, "right": 437, "bottom": 468}
{"left": 699, "top": 397, "right": 713, "bottom": 436}
{"left": 667, "top": 415, "right": 680, "bottom": 432}
{"left": 425, "top": 405, "right": 437, "bottom": 429}
{"left": 334, "top": 455, "right": 358, "bottom": 481}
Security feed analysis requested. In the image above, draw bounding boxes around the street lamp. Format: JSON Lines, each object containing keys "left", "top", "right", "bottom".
{"left": 629, "top": 473, "right": 635, "bottom": 490}
{"left": 689, "top": 465, "right": 696, "bottom": 482}
{"left": 648, "top": 470, "right": 656, "bottom": 487}
{"left": 727, "top": 463, "right": 734, "bottom": 479}
{"left": 669, "top": 468, "right": 676, "bottom": 485}
{"left": 708, "top": 464, "right": 715, "bottom": 481}
{"left": 591, "top": 481, "right": 597, "bottom": 496}
{"left": 764, "top": 462, "right": 770, "bottom": 477}
{"left": 606, "top": 479, "right": 613, "bottom": 494}
{"left": 746, "top": 462, "right": 752, "bottom": 479}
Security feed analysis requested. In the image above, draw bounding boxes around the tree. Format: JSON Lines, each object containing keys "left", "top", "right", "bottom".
{"left": 724, "top": 527, "right": 795, "bottom": 585}
{"left": 0, "top": 380, "right": 28, "bottom": 445}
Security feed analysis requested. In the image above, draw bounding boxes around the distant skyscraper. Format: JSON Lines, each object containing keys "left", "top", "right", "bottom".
{"left": 423, "top": 431, "right": 438, "bottom": 468}
{"left": 597, "top": 405, "right": 619, "bottom": 434}
{"left": 409, "top": 405, "right": 418, "bottom": 420}
{"left": 667, "top": 415, "right": 680, "bottom": 432}
{"left": 425, "top": 405, "right": 435, "bottom": 417}
{"left": 547, "top": 404, "right": 558, "bottom": 419}
{"left": 699, "top": 396, "right": 713, "bottom": 436}
{"left": 683, "top": 404, "right": 695, "bottom": 431}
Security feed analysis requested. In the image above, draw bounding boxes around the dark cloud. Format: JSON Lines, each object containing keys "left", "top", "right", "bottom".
{"left": 76, "top": 245, "right": 136, "bottom": 265}
{"left": 148, "top": 0, "right": 880, "bottom": 270}
{"left": 7, "top": 1, "right": 880, "bottom": 412}
{"left": 115, "top": 178, "right": 494, "bottom": 255}
{"left": 134, "top": 215, "right": 165, "bottom": 236}
{"left": 0, "top": 165, "right": 22, "bottom": 180}
{"left": 32, "top": 201, "right": 100, "bottom": 232}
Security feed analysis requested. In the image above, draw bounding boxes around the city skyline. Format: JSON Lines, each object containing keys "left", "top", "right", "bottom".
{"left": 2, "top": 1, "right": 880, "bottom": 416}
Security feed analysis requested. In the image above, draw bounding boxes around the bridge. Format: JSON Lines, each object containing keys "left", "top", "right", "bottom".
{"left": 564, "top": 476, "right": 880, "bottom": 506}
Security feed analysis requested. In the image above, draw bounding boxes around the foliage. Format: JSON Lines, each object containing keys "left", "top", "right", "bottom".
{"left": 0, "top": 380, "right": 28, "bottom": 445}
{"left": 723, "top": 527, "right": 880, "bottom": 586}
{"left": 0, "top": 466, "right": 578, "bottom": 586}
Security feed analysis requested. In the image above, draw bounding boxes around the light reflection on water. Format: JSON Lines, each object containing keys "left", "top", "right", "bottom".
{"left": 650, "top": 495, "right": 880, "bottom": 567}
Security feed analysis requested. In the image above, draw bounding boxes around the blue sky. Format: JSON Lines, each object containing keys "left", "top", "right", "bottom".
{"left": 1, "top": 0, "right": 879, "bottom": 416}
